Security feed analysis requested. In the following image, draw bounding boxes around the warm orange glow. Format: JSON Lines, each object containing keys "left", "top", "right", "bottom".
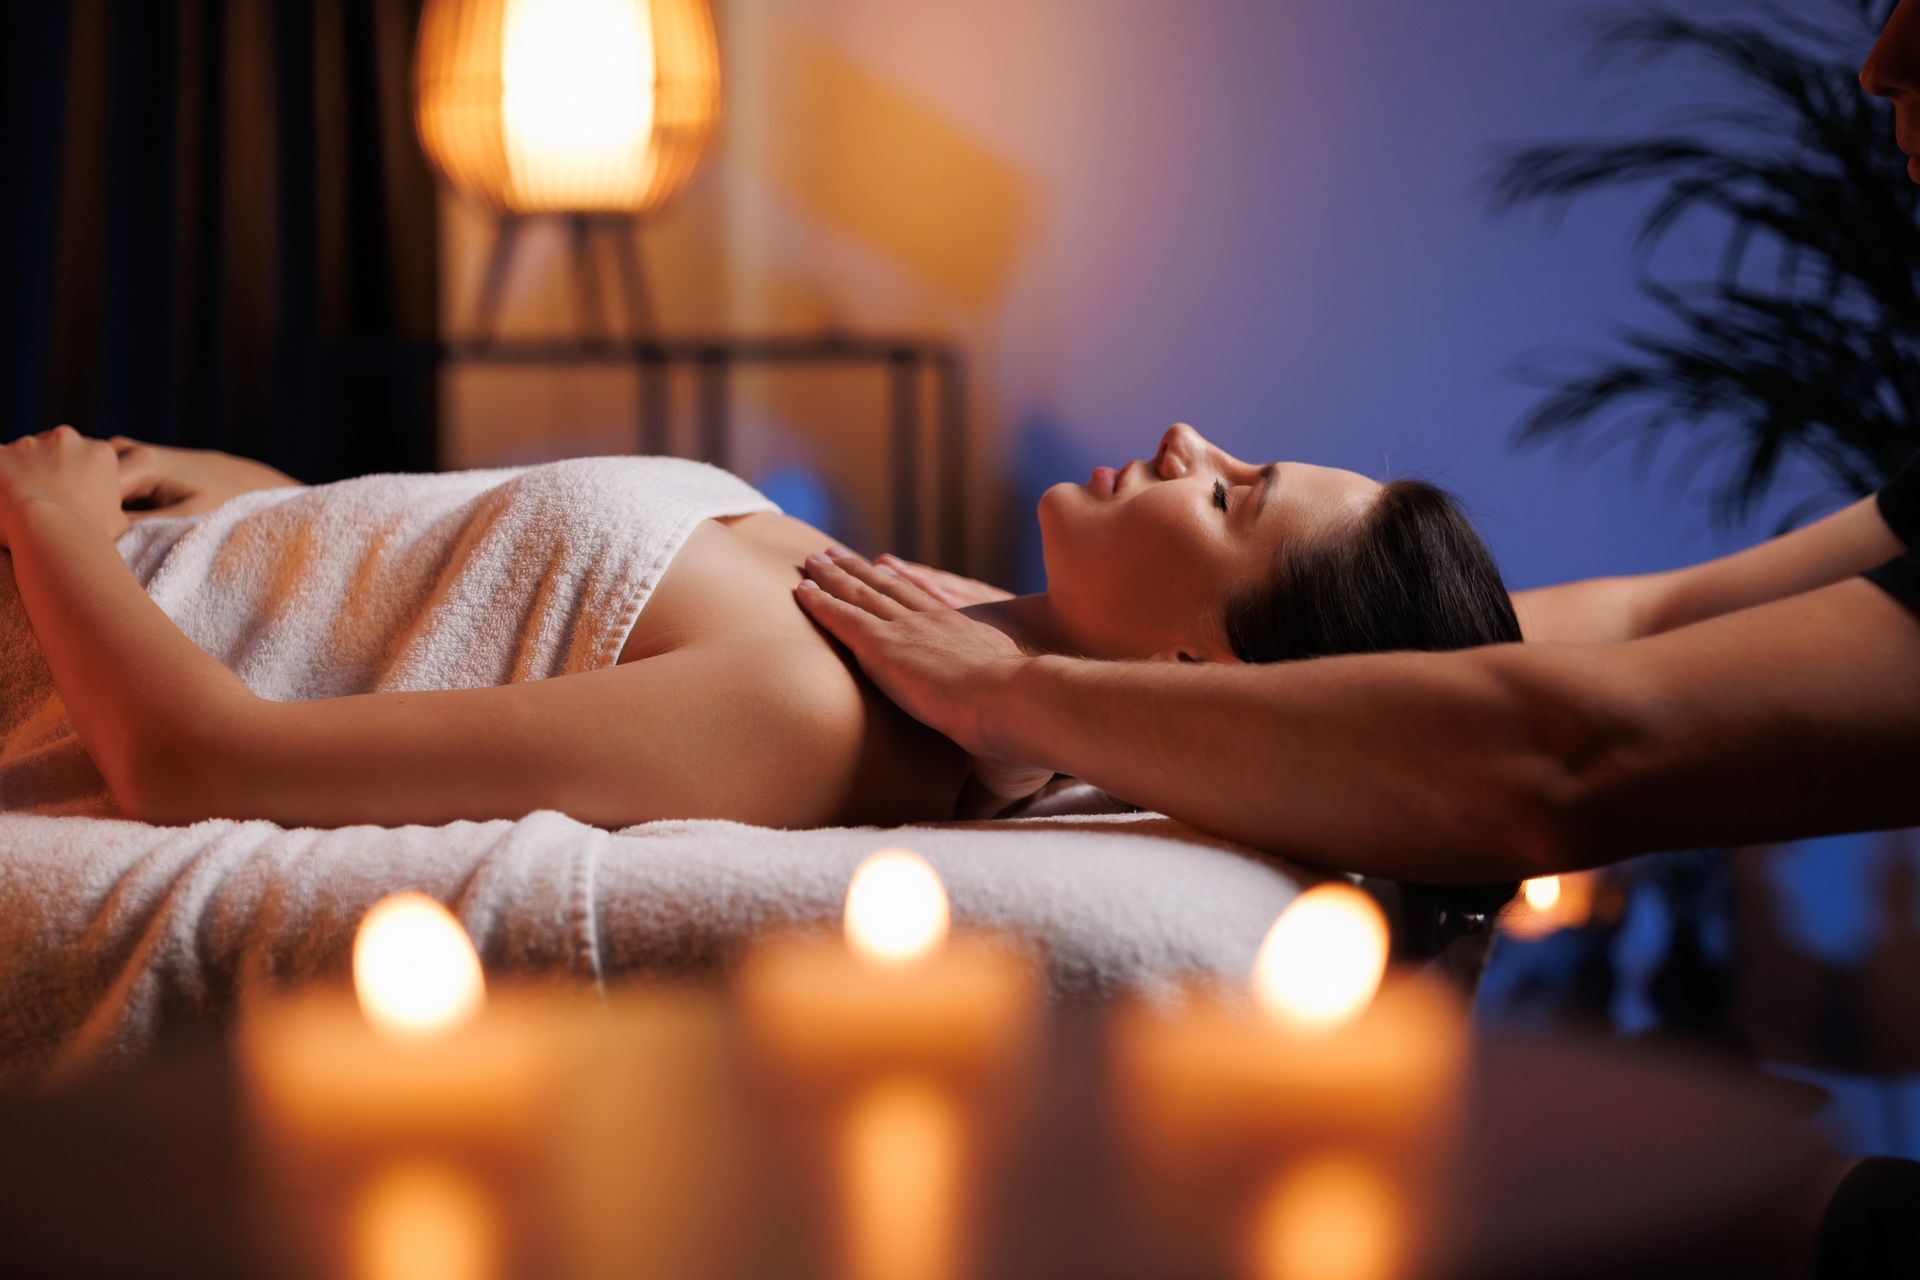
{"left": 1522, "top": 876, "right": 1562, "bottom": 911}
{"left": 352, "top": 893, "right": 486, "bottom": 1039}
{"left": 1250, "top": 1154, "right": 1406, "bottom": 1280}
{"left": 1252, "top": 884, "right": 1390, "bottom": 1029}
{"left": 844, "top": 849, "right": 951, "bottom": 966}
{"left": 840, "top": 1077, "right": 962, "bottom": 1280}
{"left": 414, "top": 0, "right": 721, "bottom": 215}
{"left": 1504, "top": 871, "right": 1599, "bottom": 940}
{"left": 351, "top": 1159, "right": 497, "bottom": 1280}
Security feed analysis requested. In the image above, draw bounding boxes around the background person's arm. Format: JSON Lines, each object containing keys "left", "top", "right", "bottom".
{"left": 1513, "top": 493, "right": 1904, "bottom": 643}
{"left": 798, "top": 552, "right": 1920, "bottom": 882}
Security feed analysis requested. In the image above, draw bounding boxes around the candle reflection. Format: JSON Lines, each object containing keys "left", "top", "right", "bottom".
{"left": 1249, "top": 1154, "right": 1406, "bottom": 1280}
{"left": 351, "top": 1159, "right": 497, "bottom": 1280}
{"left": 840, "top": 1076, "right": 963, "bottom": 1280}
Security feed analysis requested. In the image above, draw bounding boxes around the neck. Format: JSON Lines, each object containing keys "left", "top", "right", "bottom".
{"left": 961, "top": 594, "right": 1089, "bottom": 657}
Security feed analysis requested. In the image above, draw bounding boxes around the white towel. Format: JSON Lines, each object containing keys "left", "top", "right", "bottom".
{"left": 0, "top": 807, "right": 1314, "bottom": 1083}
{"left": 0, "top": 456, "right": 777, "bottom": 817}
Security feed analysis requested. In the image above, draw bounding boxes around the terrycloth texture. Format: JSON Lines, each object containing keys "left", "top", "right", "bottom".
{"left": 0, "top": 456, "right": 777, "bottom": 816}
{"left": 0, "top": 808, "right": 1315, "bottom": 1084}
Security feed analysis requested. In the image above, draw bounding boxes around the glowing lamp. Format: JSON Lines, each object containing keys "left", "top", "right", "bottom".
{"left": 413, "top": 0, "right": 721, "bottom": 217}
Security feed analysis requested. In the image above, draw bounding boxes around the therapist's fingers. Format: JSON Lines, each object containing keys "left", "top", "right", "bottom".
{"left": 823, "top": 550, "right": 947, "bottom": 613}
{"left": 874, "top": 555, "right": 1013, "bottom": 608}
{"left": 802, "top": 553, "right": 911, "bottom": 620}
{"left": 794, "top": 577, "right": 888, "bottom": 648}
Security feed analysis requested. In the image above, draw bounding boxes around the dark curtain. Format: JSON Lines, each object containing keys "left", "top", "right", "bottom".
{"left": 0, "top": 0, "right": 439, "bottom": 480}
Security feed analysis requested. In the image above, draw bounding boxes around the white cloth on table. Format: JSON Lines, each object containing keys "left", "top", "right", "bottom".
{"left": 0, "top": 807, "right": 1315, "bottom": 1084}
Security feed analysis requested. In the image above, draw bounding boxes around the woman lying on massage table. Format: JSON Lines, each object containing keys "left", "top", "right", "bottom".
{"left": 0, "top": 423, "right": 1516, "bottom": 829}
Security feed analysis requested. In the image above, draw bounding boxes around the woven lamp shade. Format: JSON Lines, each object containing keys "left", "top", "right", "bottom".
{"left": 414, "top": 0, "right": 721, "bottom": 217}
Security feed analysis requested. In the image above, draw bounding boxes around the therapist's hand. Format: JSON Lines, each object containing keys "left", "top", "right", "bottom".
{"left": 796, "top": 550, "right": 1054, "bottom": 801}
{"left": 869, "top": 554, "right": 1015, "bottom": 608}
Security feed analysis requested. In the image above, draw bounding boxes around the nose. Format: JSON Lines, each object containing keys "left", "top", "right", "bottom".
{"left": 1864, "top": 1, "right": 1920, "bottom": 101}
{"left": 1153, "top": 422, "right": 1208, "bottom": 479}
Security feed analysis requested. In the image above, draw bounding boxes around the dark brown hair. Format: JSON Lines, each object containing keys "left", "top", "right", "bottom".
{"left": 1222, "top": 478, "right": 1524, "bottom": 922}
{"left": 1222, "top": 478, "right": 1521, "bottom": 665}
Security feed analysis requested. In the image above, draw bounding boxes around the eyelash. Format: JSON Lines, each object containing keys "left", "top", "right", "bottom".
{"left": 1212, "top": 479, "right": 1229, "bottom": 513}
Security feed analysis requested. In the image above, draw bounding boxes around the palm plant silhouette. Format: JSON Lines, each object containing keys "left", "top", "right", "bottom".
{"left": 1491, "top": 0, "right": 1920, "bottom": 526}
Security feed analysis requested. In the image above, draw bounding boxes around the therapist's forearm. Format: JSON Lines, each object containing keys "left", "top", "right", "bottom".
{"left": 3, "top": 500, "right": 255, "bottom": 809}
{"left": 987, "top": 649, "right": 1587, "bottom": 881}
{"left": 982, "top": 579, "right": 1920, "bottom": 881}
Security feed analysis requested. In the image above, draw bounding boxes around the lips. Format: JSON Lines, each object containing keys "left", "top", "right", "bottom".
{"left": 1089, "top": 465, "right": 1118, "bottom": 498}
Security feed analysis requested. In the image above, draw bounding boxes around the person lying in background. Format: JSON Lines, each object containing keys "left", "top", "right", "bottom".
{"left": 0, "top": 422, "right": 1515, "bottom": 830}
{"left": 800, "top": 0, "right": 1920, "bottom": 887}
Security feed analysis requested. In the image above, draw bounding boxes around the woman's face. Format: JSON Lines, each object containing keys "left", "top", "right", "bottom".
{"left": 1037, "top": 423, "right": 1381, "bottom": 661}
{"left": 1863, "top": 0, "right": 1920, "bottom": 182}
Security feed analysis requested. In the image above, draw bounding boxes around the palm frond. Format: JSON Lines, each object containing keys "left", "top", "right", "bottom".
{"left": 1489, "top": 0, "right": 1918, "bottom": 524}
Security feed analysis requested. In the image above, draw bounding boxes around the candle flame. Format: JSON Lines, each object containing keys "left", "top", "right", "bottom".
{"left": 352, "top": 893, "right": 486, "bottom": 1039}
{"left": 1250, "top": 1154, "right": 1405, "bottom": 1280}
{"left": 844, "top": 849, "right": 950, "bottom": 966}
{"left": 1522, "top": 876, "right": 1562, "bottom": 911}
{"left": 1252, "top": 884, "right": 1389, "bottom": 1028}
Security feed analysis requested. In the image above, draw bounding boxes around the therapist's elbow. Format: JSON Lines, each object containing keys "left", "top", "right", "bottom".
{"left": 1492, "top": 646, "right": 1646, "bottom": 878}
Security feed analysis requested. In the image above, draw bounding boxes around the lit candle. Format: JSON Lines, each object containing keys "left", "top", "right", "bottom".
{"left": 1112, "top": 884, "right": 1466, "bottom": 1280}
{"left": 734, "top": 849, "right": 1038, "bottom": 1079}
{"left": 734, "top": 849, "right": 1039, "bottom": 1280}
{"left": 1503, "top": 872, "right": 1600, "bottom": 940}
{"left": 239, "top": 893, "right": 562, "bottom": 1279}
{"left": 241, "top": 894, "right": 553, "bottom": 1150}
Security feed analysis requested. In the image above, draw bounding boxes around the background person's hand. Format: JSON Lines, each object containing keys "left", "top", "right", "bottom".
{"left": 0, "top": 426, "right": 130, "bottom": 550}
{"left": 870, "top": 553, "right": 1015, "bottom": 607}
{"left": 795, "top": 550, "right": 1055, "bottom": 802}
{"left": 112, "top": 436, "right": 300, "bottom": 520}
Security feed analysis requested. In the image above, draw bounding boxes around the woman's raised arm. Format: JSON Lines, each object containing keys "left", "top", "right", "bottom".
{"left": 1512, "top": 494, "right": 1903, "bottom": 643}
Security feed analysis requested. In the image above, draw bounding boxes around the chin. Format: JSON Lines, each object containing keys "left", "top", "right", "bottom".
{"left": 1034, "top": 481, "right": 1078, "bottom": 533}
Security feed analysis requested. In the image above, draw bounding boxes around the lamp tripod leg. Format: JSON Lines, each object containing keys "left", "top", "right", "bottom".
{"left": 570, "top": 215, "right": 613, "bottom": 344}
{"left": 611, "top": 224, "right": 656, "bottom": 338}
{"left": 471, "top": 217, "right": 523, "bottom": 343}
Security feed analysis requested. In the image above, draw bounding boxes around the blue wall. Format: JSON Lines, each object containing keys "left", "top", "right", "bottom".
{"left": 969, "top": 0, "right": 1858, "bottom": 593}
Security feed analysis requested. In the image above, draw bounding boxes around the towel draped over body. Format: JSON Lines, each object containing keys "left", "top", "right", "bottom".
{"left": 0, "top": 456, "right": 777, "bottom": 816}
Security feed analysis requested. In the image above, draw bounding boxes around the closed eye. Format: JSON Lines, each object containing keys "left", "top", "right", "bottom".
{"left": 1212, "top": 479, "right": 1229, "bottom": 513}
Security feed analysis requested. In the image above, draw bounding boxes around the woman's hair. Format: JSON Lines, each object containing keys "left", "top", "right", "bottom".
{"left": 1223, "top": 478, "right": 1520, "bottom": 665}
{"left": 1224, "top": 479, "right": 1525, "bottom": 926}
